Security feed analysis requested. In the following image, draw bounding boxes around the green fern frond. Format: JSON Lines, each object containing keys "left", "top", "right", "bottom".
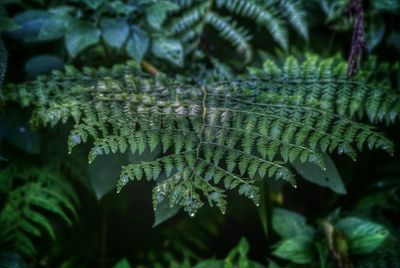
{"left": 165, "top": 0, "right": 308, "bottom": 60}
{"left": 5, "top": 56, "right": 399, "bottom": 216}
{"left": 0, "top": 166, "right": 78, "bottom": 257}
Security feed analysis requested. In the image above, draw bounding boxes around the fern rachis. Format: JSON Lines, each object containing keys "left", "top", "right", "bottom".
{"left": 4, "top": 56, "right": 399, "bottom": 216}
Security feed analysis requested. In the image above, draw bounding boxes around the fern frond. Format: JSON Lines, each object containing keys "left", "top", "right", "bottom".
{"left": 216, "top": 0, "right": 288, "bottom": 50}
{"left": 5, "top": 56, "right": 399, "bottom": 215}
{"left": 0, "top": 167, "right": 78, "bottom": 257}
{"left": 165, "top": 0, "right": 308, "bottom": 61}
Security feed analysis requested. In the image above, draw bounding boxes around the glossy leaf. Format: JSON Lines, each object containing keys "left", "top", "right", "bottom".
{"left": 153, "top": 199, "right": 181, "bottom": 227}
{"left": 335, "top": 217, "right": 389, "bottom": 254}
{"left": 9, "top": 11, "right": 50, "bottom": 42}
{"left": 272, "top": 208, "right": 315, "bottom": 239}
{"left": 100, "top": 18, "right": 129, "bottom": 49}
{"left": 272, "top": 237, "right": 314, "bottom": 264}
{"left": 126, "top": 26, "right": 149, "bottom": 63}
{"left": 151, "top": 38, "right": 183, "bottom": 66}
{"left": 146, "top": 1, "right": 178, "bottom": 29}
{"left": 292, "top": 154, "right": 347, "bottom": 194}
{"left": 65, "top": 20, "right": 101, "bottom": 57}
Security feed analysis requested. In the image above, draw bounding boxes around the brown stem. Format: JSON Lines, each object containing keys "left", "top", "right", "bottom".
{"left": 141, "top": 60, "right": 160, "bottom": 75}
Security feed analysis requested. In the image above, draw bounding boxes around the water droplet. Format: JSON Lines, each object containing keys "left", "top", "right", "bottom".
{"left": 189, "top": 212, "right": 195, "bottom": 217}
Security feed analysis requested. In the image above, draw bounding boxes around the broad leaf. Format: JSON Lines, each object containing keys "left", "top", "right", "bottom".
{"left": 89, "top": 154, "right": 123, "bottom": 200}
{"left": 65, "top": 20, "right": 101, "bottom": 57}
{"left": 113, "top": 258, "right": 131, "bottom": 268}
{"left": 100, "top": 18, "right": 129, "bottom": 49}
{"left": 335, "top": 217, "right": 389, "bottom": 254}
{"left": 146, "top": 1, "right": 179, "bottom": 29}
{"left": 292, "top": 154, "right": 347, "bottom": 194}
{"left": 37, "top": 15, "right": 67, "bottom": 41}
{"left": 151, "top": 38, "right": 183, "bottom": 66}
{"left": 272, "top": 208, "right": 315, "bottom": 239}
{"left": 272, "top": 237, "right": 314, "bottom": 264}
{"left": 10, "top": 10, "right": 50, "bottom": 42}
{"left": 153, "top": 199, "right": 181, "bottom": 227}
{"left": 126, "top": 26, "right": 149, "bottom": 63}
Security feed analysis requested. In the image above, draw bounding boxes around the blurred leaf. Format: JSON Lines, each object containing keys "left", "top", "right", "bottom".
{"left": 292, "top": 154, "right": 347, "bottom": 194}
{"left": 88, "top": 154, "right": 123, "bottom": 200}
{"left": 113, "top": 258, "right": 131, "bottom": 268}
{"left": 272, "top": 237, "right": 314, "bottom": 264}
{"left": 153, "top": 199, "right": 181, "bottom": 227}
{"left": 238, "top": 237, "right": 250, "bottom": 256}
{"left": 371, "top": 0, "right": 400, "bottom": 12}
{"left": 272, "top": 208, "right": 315, "bottom": 239}
{"left": 335, "top": 217, "right": 389, "bottom": 254}
{"left": 0, "top": 16, "right": 20, "bottom": 32}
{"left": 81, "top": 0, "right": 105, "bottom": 9}
{"left": 65, "top": 20, "right": 101, "bottom": 57}
{"left": 146, "top": 1, "right": 179, "bottom": 29}
{"left": 152, "top": 38, "right": 183, "bottom": 66}
{"left": 37, "top": 15, "right": 68, "bottom": 41}
{"left": 24, "top": 55, "right": 64, "bottom": 78}
{"left": 365, "top": 17, "right": 385, "bottom": 52}
{"left": 194, "top": 260, "right": 223, "bottom": 268}
{"left": 0, "top": 252, "right": 26, "bottom": 268}
{"left": 108, "top": 1, "right": 138, "bottom": 15}
{"left": 100, "top": 18, "right": 129, "bottom": 49}
{"left": 126, "top": 26, "right": 149, "bottom": 63}
{"left": 9, "top": 10, "right": 50, "bottom": 42}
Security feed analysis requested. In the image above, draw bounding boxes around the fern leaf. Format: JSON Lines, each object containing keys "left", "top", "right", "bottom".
{"left": 5, "top": 56, "right": 399, "bottom": 216}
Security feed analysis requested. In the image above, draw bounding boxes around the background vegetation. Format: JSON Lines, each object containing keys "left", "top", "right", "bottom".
{"left": 0, "top": 0, "right": 399, "bottom": 267}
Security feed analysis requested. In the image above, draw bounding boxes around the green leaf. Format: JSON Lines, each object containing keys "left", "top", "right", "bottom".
{"left": 89, "top": 154, "right": 124, "bottom": 200}
{"left": 0, "top": 16, "right": 20, "bottom": 33}
{"left": 113, "top": 258, "right": 131, "bottom": 268}
{"left": 81, "top": 0, "right": 105, "bottom": 9}
{"left": 65, "top": 20, "right": 101, "bottom": 57}
{"left": 151, "top": 38, "right": 183, "bottom": 66}
{"left": 100, "top": 18, "right": 129, "bottom": 49}
{"left": 292, "top": 154, "right": 347, "bottom": 194}
{"left": 153, "top": 199, "right": 181, "bottom": 227}
{"left": 146, "top": 1, "right": 179, "bottom": 29}
{"left": 126, "top": 26, "right": 149, "bottom": 63}
{"left": 9, "top": 10, "right": 50, "bottom": 42}
{"left": 37, "top": 15, "right": 67, "bottom": 41}
{"left": 272, "top": 208, "right": 315, "bottom": 239}
{"left": 272, "top": 237, "right": 314, "bottom": 264}
{"left": 194, "top": 260, "right": 223, "bottom": 268}
{"left": 335, "top": 217, "right": 389, "bottom": 254}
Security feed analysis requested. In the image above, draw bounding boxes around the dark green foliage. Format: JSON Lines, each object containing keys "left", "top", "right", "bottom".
{"left": 0, "top": 166, "right": 78, "bottom": 257}
{"left": 5, "top": 55, "right": 399, "bottom": 216}
{"left": 271, "top": 208, "right": 392, "bottom": 267}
